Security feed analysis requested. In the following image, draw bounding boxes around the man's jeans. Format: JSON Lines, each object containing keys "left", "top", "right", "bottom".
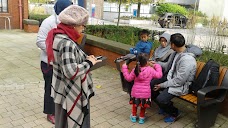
{"left": 150, "top": 77, "right": 179, "bottom": 117}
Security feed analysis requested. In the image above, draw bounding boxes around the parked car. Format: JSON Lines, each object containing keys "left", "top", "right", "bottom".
{"left": 158, "top": 13, "right": 188, "bottom": 28}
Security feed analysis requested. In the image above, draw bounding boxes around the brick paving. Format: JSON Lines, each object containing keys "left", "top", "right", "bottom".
{"left": 0, "top": 29, "right": 228, "bottom": 128}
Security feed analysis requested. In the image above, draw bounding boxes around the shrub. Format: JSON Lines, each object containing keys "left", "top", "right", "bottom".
{"left": 30, "top": 6, "right": 46, "bottom": 14}
{"left": 29, "top": 14, "right": 50, "bottom": 26}
{"left": 151, "top": 14, "right": 159, "bottom": 21}
{"left": 86, "top": 25, "right": 154, "bottom": 46}
{"left": 85, "top": 25, "right": 228, "bottom": 66}
{"left": 156, "top": 3, "right": 188, "bottom": 16}
{"left": 198, "top": 50, "right": 228, "bottom": 66}
{"left": 188, "top": 9, "right": 207, "bottom": 17}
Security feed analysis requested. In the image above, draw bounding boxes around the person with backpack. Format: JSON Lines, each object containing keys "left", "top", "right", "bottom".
{"left": 149, "top": 33, "right": 197, "bottom": 123}
{"left": 121, "top": 53, "right": 163, "bottom": 124}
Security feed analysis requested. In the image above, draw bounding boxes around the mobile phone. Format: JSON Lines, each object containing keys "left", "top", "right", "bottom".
{"left": 95, "top": 56, "right": 103, "bottom": 60}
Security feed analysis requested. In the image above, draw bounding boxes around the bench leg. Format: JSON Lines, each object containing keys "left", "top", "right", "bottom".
{"left": 197, "top": 103, "right": 220, "bottom": 128}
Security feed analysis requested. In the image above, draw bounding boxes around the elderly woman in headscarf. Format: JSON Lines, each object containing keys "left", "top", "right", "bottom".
{"left": 151, "top": 32, "right": 174, "bottom": 62}
{"left": 45, "top": 5, "right": 101, "bottom": 128}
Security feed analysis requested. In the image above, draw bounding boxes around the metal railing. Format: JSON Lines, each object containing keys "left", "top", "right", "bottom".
{"left": 0, "top": 16, "right": 11, "bottom": 29}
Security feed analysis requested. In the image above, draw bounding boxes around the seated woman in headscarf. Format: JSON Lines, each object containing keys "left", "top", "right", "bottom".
{"left": 151, "top": 32, "right": 174, "bottom": 62}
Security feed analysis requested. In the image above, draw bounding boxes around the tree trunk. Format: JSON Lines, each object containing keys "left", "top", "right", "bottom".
{"left": 117, "top": 0, "right": 122, "bottom": 27}
{"left": 137, "top": 2, "right": 141, "bottom": 17}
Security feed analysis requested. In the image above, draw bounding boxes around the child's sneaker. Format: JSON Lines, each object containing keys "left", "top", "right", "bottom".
{"left": 130, "top": 114, "right": 137, "bottom": 123}
{"left": 164, "top": 111, "right": 181, "bottom": 123}
{"left": 138, "top": 117, "right": 145, "bottom": 124}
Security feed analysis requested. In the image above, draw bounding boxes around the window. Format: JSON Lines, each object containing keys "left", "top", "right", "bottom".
{"left": 0, "top": 0, "right": 8, "bottom": 13}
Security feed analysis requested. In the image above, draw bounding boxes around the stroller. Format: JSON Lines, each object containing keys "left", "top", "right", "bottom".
{"left": 114, "top": 54, "right": 136, "bottom": 94}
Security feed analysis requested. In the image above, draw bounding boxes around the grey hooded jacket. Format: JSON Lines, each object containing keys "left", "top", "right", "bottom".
{"left": 158, "top": 52, "right": 197, "bottom": 96}
{"left": 152, "top": 32, "right": 174, "bottom": 62}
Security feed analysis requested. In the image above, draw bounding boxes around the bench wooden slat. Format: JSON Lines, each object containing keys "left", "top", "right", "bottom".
{"left": 195, "top": 61, "right": 205, "bottom": 78}
{"left": 193, "top": 100, "right": 197, "bottom": 104}
{"left": 187, "top": 96, "right": 196, "bottom": 101}
{"left": 182, "top": 95, "right": 195, "bottom": 100}
{"left": 189, "top": 97, "right": 197, "bottom": 103}
{"left": 218, "top": 67, "right": 227, "bottom": 86}
{"left": 180, "top": 94, "right": 197, "bottom": 104}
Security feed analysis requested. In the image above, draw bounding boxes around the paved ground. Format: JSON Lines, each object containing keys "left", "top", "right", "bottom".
{"left": 0, "top": 30, "right": 228, "bottom": 128}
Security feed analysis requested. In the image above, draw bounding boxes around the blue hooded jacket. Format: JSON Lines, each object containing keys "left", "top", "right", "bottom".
{"left": 54, "top": 0, "right": 73, "bottom": 15}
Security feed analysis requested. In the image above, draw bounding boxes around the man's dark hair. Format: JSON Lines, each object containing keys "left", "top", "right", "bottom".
{"left": 170, "top": 33, "right": 185, "bottom": 47}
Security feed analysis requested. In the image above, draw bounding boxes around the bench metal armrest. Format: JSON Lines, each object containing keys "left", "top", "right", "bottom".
{"left": 197, "top": 86, "right": 228, "bottom": 107}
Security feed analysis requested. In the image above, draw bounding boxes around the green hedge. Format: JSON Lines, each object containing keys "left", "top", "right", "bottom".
{"left": 156, "top": 3, "right": 188, "bottom": 16}
{"left": 85, "top": 25, "right": 228, "bottom": 66}
{"left": 29, "top": 14, "right": 50, "bottom": 26}
{"left": 23, "top": 19, "right": 39, "bottom": 25}
{"left": 85, "top": 25, "right": 163, "bottom": 49}
{"left": 197, "top": 51, "right": 228, "bottom": 66}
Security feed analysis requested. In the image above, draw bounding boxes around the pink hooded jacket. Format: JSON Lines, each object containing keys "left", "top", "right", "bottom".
{"left": 122, "top": 64, "right": 162, "bottom": 98}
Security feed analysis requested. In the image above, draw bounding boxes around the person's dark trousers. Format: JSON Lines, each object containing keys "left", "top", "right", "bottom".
{"left": 127, "top": 81, "right": 134, "bottom": 95}
{"left": 41, "top": 61, "right": 55, "bottom": 115}
{"left": 154, "top": 88, "right": 178, "bottom": 117}
{"left": 150, "top": 75, "right": 167, "bottom": 101}
{"left": 150, "top": 76, "right": 179, "bottom": 117}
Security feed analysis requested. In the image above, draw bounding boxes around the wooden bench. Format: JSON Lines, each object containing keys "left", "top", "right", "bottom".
{"left": 116, "top": 58, "right": 228, "bottom": 128}
{"left": 179, "top": 61, "right": 228, "bottom": 128}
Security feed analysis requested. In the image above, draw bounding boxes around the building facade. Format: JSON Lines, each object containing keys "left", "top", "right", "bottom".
{"left": 0, "top": 0, "right": 28, "bottom": 29}
{"left": 87, "top": 0, "right": 104, "bottom": 19}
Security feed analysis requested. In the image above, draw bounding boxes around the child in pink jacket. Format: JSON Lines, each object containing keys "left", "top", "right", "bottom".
{"left": 122, "top": 53, "right": 163, "bottom": 124}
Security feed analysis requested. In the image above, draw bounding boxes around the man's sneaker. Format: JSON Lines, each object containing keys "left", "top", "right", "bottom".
{"left": 138, "top": 117, "right": 145, "bottom": 124}
{"left": 130, "top": 114, "right": 137, "bottom": 123}
{"left": 47, "top": 114, "right": 55, "bottom": 124}
{"left": 164, "top": 111, "right": 181, "bottom": 123}
{"left": 158, "top": 108, "right": 167, "bottom": 115}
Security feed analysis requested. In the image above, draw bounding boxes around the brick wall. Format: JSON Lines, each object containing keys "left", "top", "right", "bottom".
{"left": 23, "top": 24, "right": 39, "bottom": 33}
{"left": 0, "top": 0, "right": 28, "bottom": 29}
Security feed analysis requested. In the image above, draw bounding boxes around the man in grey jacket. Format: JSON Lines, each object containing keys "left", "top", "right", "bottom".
{"left": 36, "top": 0, "right": 72, "bottom": 124}
{"left": 150, "top": 33, "right": 197, "bottom": 123}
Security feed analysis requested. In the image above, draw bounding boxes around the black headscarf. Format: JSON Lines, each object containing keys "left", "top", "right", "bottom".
{"left": 54, "top": 0, "right": 73, "bottom": 15}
